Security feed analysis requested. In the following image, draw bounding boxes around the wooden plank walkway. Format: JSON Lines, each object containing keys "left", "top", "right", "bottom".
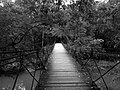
{"left": 35, "top": 43, "right": 90, "bottom": 90}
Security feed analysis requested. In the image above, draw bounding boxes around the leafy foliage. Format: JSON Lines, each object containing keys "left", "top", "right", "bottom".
{"left": 61, "top": 0, "right": 120, "bottom": 55}
{"left": 0, "top": 0, "right": 120, "bottom": 76}
{"left": 0, "top": 0, "right": 56, "bottom": 75}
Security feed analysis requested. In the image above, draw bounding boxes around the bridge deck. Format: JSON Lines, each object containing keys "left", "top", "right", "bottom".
{"left": 35, "top": 43, "right": 90, "bottom": 90}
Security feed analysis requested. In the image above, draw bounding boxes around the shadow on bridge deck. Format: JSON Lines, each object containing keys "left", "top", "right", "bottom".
{"left": 35, "top": 43, "right": 91, "bottom": 90}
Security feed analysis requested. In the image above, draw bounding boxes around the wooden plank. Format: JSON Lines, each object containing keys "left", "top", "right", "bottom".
{"left": 35, "top": 43, "right": 90, "bottom": 90}
{"left": 40, "top": 83, "right": 90, "bottom": 87}
{"left": 36, "top": 87, "right": 90, "bottom": 90}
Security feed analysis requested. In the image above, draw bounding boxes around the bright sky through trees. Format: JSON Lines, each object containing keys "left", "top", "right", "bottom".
{"left": 0, "top": 0, "right": 110, "bottom": 7}
{"left": 0, "top": 0, "right": 16, "bottom": 7}
{"left": 0, "top": 2, "right": 3, "bottom": 7}
{"left": 94, "top": 0, "right": 109, "bottom": 3}
{"left": 64, "top": 0, "right": 109, "bottom": 5}
{"left": 12, "top": 0, "right": 15, "bottom": 2}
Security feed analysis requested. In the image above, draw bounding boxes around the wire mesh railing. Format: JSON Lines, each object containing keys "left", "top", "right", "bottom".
{"left": 63, "top": 43, "right": 120, "bottom": 90}
{"left": 0, "top": 45, "right": 54, "bottom": 90}
{"left": 1, "top": 42, "right": 120, "bottom": 90}
{"left": 84, "top": 51, "right": 120, "bottom": 90}
{"left": 80, "top": 49, "right": 120, "bottom": 90}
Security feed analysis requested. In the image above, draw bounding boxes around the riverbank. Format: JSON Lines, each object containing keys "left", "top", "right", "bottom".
{"left": 0, "top": 70, "right": 41, "bottom": 90}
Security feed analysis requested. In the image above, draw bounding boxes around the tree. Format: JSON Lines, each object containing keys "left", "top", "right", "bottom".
{"left": 0, "top": 0, "right": 56, "bottom": 75}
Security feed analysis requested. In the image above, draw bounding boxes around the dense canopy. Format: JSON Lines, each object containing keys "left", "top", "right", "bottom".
{"left": 0, "top": 0, "right": 120, "bottom": 89}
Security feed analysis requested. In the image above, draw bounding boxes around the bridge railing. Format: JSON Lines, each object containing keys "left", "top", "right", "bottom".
{"left": 76, "top": 49, "right": 120, "bottom": 90}
{"left": 63, "top": 43, "right": 120, "bottom": 90}
{"left": 87, "top": 49, "right": 120, "bottom": 90}
{"left": 0, "top": 45, "right": 54, "bottom": 90}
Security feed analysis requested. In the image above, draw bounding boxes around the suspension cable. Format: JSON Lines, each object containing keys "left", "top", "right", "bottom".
{"left": 94, "top": 61, "right": 120, "bottom": 82}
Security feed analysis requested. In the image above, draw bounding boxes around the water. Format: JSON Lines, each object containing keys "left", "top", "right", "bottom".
{"left": 0, "top": 70, "right": 41, "bottom": 90}
{"left": 0, "top": 43, "right": 63, "bottom": 90}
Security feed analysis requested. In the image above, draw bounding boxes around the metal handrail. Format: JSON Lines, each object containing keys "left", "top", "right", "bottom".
{"left": 92, "top": 56, "right": 108, "bottom": 90}
{"left": 0, "top": 45, "right": 54, "bottom": 90}
{"left": 31, "top": 70, "right": 36, "bottom": 90}
{"left": 94, "top": 60, "right": 120, "bottom": 82}
{"left": 4, "top": 42, "right": 120, "bottom": 90}
{"left": 63, "top": 43, "right": 110, "bottom": 89}
{"left": 90, "top": 48, "right": 108, "bottom": 90}
{"left": 22, "top": 64, "right": 40, "bottom": 84}
{"left": 0, "top": 49, "right": 39, "bottom": 54}
{"left": 12, "top": 60, "right": 22, "bottom": 90}
{"left": 0, "top": 51, "right": 37, "bottom": 62}
{"left": 83, "top": 48, "right": 120, "bottom": 90}
{"left": 12, "top": 52, "right": 23, "bottom": 90}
